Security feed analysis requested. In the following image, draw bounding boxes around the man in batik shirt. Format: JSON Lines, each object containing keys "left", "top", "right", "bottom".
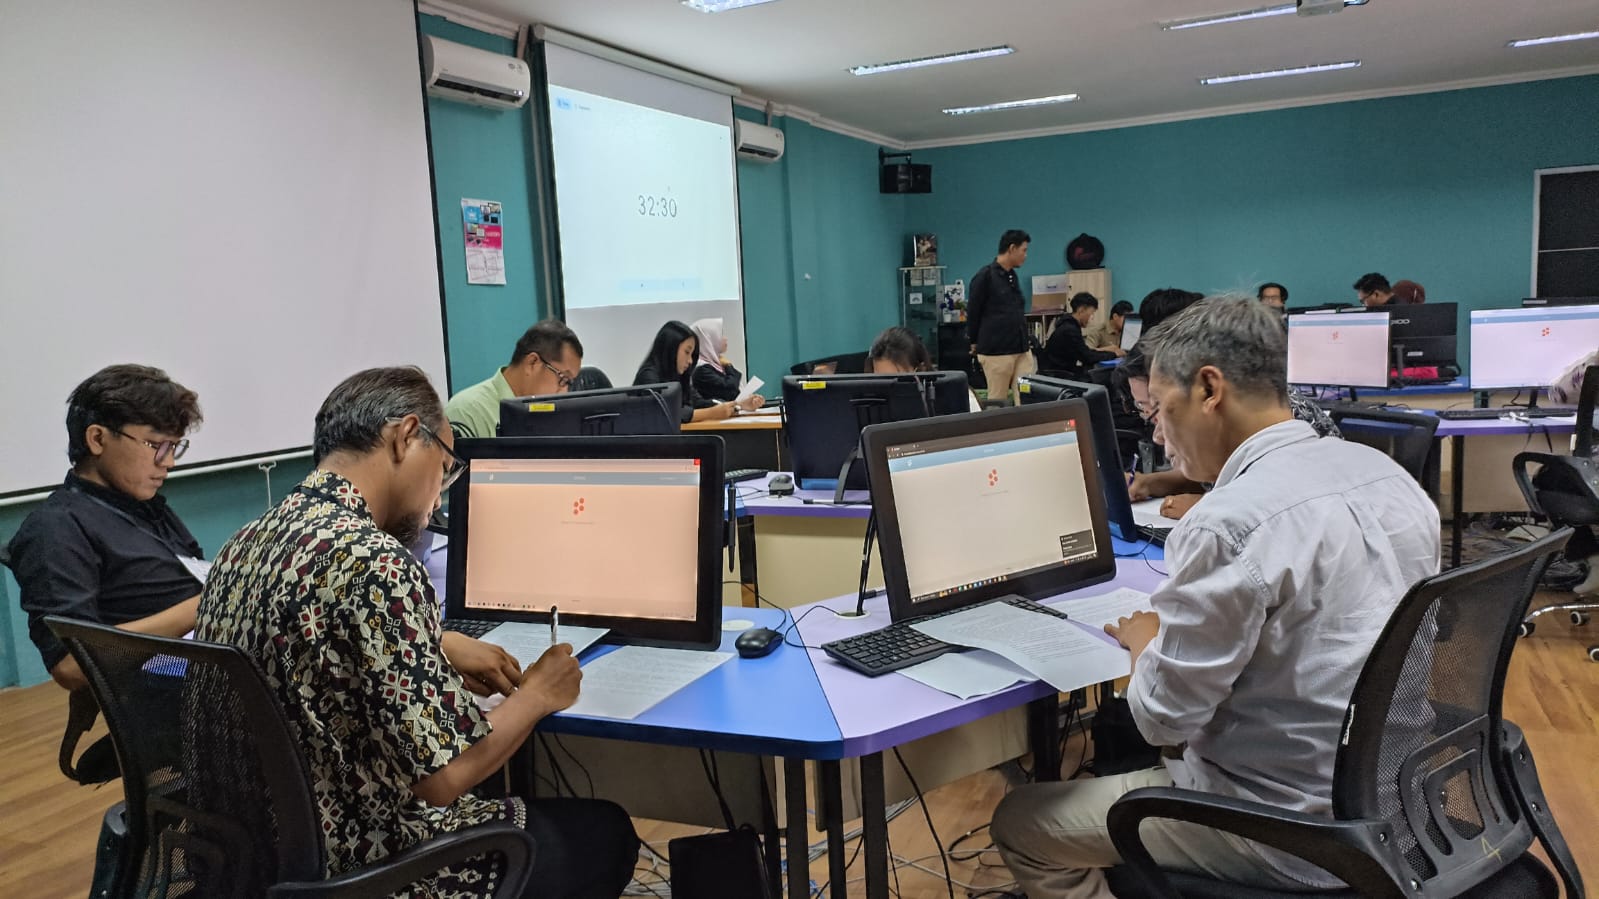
{"left": 196, "top": 366, "right": 637, "bottom": 897}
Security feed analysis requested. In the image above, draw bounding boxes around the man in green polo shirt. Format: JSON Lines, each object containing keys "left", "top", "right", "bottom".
{"left": 445, "top": 319, "right": 583, "bottom": 438}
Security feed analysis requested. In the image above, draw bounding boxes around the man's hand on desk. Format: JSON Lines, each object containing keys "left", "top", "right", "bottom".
{"left": 520, "top": 643, "right": 583, "bottom": 717}
{"left": 1105, "top": 611, "right": 1161, "bottom": 667}
{"left": 440, "top": 631, "right": 522, "bottom": 697}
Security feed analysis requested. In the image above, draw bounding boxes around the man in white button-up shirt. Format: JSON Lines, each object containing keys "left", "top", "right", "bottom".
{"left": 992, "top": 296, "right": 1439, "bottom": 897}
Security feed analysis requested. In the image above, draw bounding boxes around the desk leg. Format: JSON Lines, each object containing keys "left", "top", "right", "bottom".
{"left": 738, "top": 514, "right": 759, "bottom": 608}
{"left": 860, "top": 752, "right": 890, "bottom": 899}
{"left": 818, "top": 760, "right": 847, "bottom": 897}
{"left": 784, "top": 757, "right": 810, "bottom": 899}
{"left": 1451, "top": 435, "right": 1465, "bottom": 569}
{"left": 1029, "top": 694, "right": 1062, "bottom": 782}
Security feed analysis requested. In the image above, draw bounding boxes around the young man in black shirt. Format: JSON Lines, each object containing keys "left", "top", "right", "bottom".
{"left": 1039, "top": 292, "right": 1122, "bottom": 376}
{"left": 4, "top": 365, "right": 206, "bottom": 690}
{"left": 967, "top": 228, "right": 1033, "bottom": 405}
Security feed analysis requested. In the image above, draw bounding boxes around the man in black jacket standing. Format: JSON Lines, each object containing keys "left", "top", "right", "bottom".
{"left": 967, "top": 229, "right": 1033, "bottom": 405}
{"left": 1039, "top": 292, "right": 1122, "bottom": 376}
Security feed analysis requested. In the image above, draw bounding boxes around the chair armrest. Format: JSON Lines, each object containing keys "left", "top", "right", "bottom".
{"left": 1511, "top": 452, "right": 1567, "bottom": 516}
{"left": 267, "top": 823, "right": 536, "bottom": 899}
{"left": 1502, "top": 722, "right": 1586, "bottom": 899}
{"left": 1106, "top": 787, "right": 1412, "bottom": 899}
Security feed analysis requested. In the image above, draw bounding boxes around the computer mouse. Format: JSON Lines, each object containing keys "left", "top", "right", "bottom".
{"left": 735, "top": 626, "right": 782, "bottom": 659}
{"left": 769, "top": 474, "right": 795, "bottom": 496}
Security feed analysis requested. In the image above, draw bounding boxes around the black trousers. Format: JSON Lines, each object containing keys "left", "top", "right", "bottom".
{"left": 520, "top": 798, "right": 639, "bottom": 898}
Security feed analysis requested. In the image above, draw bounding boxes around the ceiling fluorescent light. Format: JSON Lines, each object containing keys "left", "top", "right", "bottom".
{"left": 1162, "top": 4, "right": 1297, "bottom": 31}
{"left": 850, "top": 46, "right": 1014, "bottom": 76}
{"left": 1507, "top": 30, "right": 1599, "bottom": 48}
{"left": 1200, "top": 59, "right": 1361, "bottom": 84}
{"left": 681, "top": 0, "right": 780, "bottom": 12}
{"left": 943, "top": 94, "right": 1079, "bottom": 116}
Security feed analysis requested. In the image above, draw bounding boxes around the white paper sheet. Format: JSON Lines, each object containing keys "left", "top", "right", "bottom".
{"left": 564, "top": 646, "right": 735, "bottom": 720}
{"left": 898, "top": 649, "right": 1034, "bottom": 700}
{"left": 1129, "top": 498, "right": 1173, "bottom": 528}
{"left": 1051, "top": 588, "right": 1155, "bottom": 631}
{"left": 481, "top": 621, "right": 608, "bottom": 666}
{"left": 736, "top": 375, "right": 766, "bottom": 403}
{"left": 912, "top": 602, "right": 1131, "bottom": 692}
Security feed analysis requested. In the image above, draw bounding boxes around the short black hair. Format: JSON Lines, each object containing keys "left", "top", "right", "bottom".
{"left": 1118, "top": 343, "right": 1150, "bottom": 383}
{"left": 1353, "top": 273, "right": 1390, "bottom": 295}
{"left": 868, "top": 327, "right": 932, "bottom": 371}
{"left": 1069, "top": 292, "right": 1099, "bottom": 313}
{"left": 510, "top": 319, "right": 583, "bottom": 367}
{"left": 312, "top": 366, "right": 444, "bottom": 465}
{"left": 1110, "top": 300, "right": 1134, "bottom": 317}
{"left": 1138, "top": 288, "right": 1204, "bottom": 334}
{"left": 1257, "top": 282, "right": 1288, "bottom": 302}
{"left": 66, "top": 365, "right": 202, "bottom": 466}
{"left": 997, "top": 229, "right": 1031, "bottom": 255}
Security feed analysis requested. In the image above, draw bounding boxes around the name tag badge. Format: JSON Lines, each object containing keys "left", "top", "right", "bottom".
{"left": 178, "top": 555, "right": 212, "bottom": 585}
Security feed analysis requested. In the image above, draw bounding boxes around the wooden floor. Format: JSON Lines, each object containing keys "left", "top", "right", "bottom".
{"left": 2, "top": 614, "right": 1594, "bottom": 898}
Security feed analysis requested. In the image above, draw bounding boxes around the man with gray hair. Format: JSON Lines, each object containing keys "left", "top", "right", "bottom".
{"left": 196, "top": 366, "right": 638, "bottom": 897}
{"left": 992, "top": 297, "right": 1439, "bottom": 896}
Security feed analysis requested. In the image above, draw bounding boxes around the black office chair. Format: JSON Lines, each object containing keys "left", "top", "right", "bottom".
{"left": 789, "top": 351, "right": 868, "bottom": 376}
{"left": 1325, "top": 405, "right": 1441, "bottom": 489}
{"left": 1104, "top": 529, "right": 1585, "bottom": 899}
{"left": 1514, "top": 364, "right": 1599, "bottom": 660}
{"left": 46, "top": 617, "right": 536, "bottom": 899}
{"left": 570, "top": 366, "right": 613, "bottom": 392}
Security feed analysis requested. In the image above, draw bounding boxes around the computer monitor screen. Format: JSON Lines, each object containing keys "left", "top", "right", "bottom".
{"left": 1120, "top": 316, "right": 1143, "bottom": 351}
{"left": 781, "top": 372, "right": 970, "bottom": 490}
{"left": 862, "top": 401, "right": 1115, "bottom": 622}
{"left": 1287, "top": 311, "right": 1391, "bottom": 389}
{"left": 1522, "top": 297, "right": 1599, "bottom": 308}
{"left": 1018, "top": 375, "right": 1137, "bottom": 542}
{"left": 1340, "top": 302, "right": 1458, "bottom": 367}
{"left": 1469, "top": 305, "right": 1599, "bottom": 391}
{"left": 443, "top": 435, "right": 725, "bottom": 648}
{"left": 497, "top": 382, "right": 682, "bottom": 437}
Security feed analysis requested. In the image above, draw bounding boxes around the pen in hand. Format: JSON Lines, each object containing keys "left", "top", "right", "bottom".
{"left": 550, "top": 605, "right": 559, "bottom": 646}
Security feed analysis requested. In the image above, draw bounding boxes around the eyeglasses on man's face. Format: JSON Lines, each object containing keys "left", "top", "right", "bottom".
{"left": 110, "top": 428, "right": 190, "bottom": 464}
{"left": 541, "top": 358, "right": 575, "bottom": 391}
{"left": 389, "top": 417, "right": 466, "bottom": 491}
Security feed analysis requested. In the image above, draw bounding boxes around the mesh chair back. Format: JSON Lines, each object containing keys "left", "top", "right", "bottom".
{"left": 47, "top": 618, "right": 323, "bottom": 898}
{"left": 1331, "top": 529, "right": 1569, "bottom": 895}
{"left": 571, "top": 366, "right": 612, "bottom": 392}
{"left": 1326, "top": 406, "right": 1439, "bottom": 485}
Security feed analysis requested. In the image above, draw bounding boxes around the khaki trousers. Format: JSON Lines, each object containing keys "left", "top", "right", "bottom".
{"left": 978, "top": 351, "right": 1035, "bottom": 406}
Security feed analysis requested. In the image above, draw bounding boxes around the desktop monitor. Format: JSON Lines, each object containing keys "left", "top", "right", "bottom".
{"left": 1522, "top": 297, "right": 1599, "bottom": 308}
{"left": 1120, "top": 315, "right": 1143, "bottom": 351}
{"left": 781, "top": 372, "right": 970, "bottom": 491}
{"left": 497, "top": 382, "right": 682, "bottom": 437}
{"left": 1468, "top": 305, "right": 1599, "bottom": 392}
{"left": 1286, "top": 310, "right": 1391, "bottom": 389}
{"left": 861, "top": 401, "right": 1115, "bottom": 622}
{"left": 443, "top": 435, "right": 725, "bottom": 648}
{"left": 1018, "top": 375, "right": 1138, "bottom": 542}
{"left": 1340, "top": 302, "right": 1458, "bottom": 368}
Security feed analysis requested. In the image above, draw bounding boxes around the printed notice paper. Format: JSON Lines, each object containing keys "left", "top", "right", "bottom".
{"left": 481, "top": 621, "right": 608, "bottom": 665}
{"left": 461, "top": 198, "right": 506, "bottom": 285}
{"left": 912, "top": 601, "right": 1130, "bottom": 692}
{"left": 564, "top": 646, "right": 734, "bottom": 720}
{"left": 1051, "top": 589, "right": 1154, "bottom": 631}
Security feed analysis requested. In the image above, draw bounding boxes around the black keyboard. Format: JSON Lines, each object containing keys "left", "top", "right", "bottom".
{"left": 1436, "top": 408, "right": 1570, "bottom": 421}
{"left": 822, "top": 596, "right": 1070, "bottom": 677}
{"left": 442, "top": 619, "right": 500, "bottom": 638}
{"left": 725, "top": 468, "right": 769, "bottom": 484}
{"left": 1137, "top": 524, "right": 1172, "bottom": 546}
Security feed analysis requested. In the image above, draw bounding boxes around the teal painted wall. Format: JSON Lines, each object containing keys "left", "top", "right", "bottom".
{"left": 907, "top": 75, "right": 1599, "bottom": 364}
{"left": 420, "top": 15, "right": 544, "bottom": 392}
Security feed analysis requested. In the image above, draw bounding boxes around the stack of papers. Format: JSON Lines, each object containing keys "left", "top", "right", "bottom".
{"left": 1053, "top": 588, "right": 1155, "bottom": 630}
{"left": 480, "top": 621, "right": 608, "bottom": 662}
{"left": 565, "top": 646, "right": 734, "bottom": 720}
{"left": 898, "top": 651, "right": 1034, "bottom": 700}
{"left": 912, "top": 601, "right": 1133, "bottom": 693}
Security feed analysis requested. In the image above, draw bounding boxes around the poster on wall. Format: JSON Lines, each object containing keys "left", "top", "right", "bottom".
{"left": 461, "top": 198, "right": 506, "bottom": 285}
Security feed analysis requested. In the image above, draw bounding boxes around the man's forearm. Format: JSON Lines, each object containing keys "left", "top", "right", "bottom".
{"left": 412, "top": 688, "right": 550, "bottom": 807}
{"left": 117, "top": 596, "right": 200, "bottom": 637}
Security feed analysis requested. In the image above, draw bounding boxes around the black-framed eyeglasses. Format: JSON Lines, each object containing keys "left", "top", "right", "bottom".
{"left": 391, "top": 418, "right": 466, "bottom": 490}
{"left": 110, "top": 428, "right": 190, "bottom": 463}
{"left": 542, "top": 359, "right": 575, "bottom": 390}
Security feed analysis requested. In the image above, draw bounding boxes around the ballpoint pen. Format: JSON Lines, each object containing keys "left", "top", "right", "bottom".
{"left": 550, "top": 606, "right": 559, "bottom": 645}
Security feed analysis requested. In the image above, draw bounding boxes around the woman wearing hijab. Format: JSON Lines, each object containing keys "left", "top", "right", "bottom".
{"left": 633, "top": 320, "right": 764, "bottom": 423}
{"left": 690, "top": 318, "right": 744, "bottom": 402}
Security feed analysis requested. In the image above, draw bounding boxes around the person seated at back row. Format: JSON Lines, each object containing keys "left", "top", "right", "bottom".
{"left": 867, "top": 327, "right": 983, "bottom": 412}
{"left": 690, "top": 317, "right": 746, "bottom": 402}
{"left": 634, "top": 320, "right": 764, "bottom": 423}
{"left": 195, "top": 366, "right": 638, "bottom": 897}
{"left": 1084, "top": 300, "right": 1135, "bottom": 351}
{"left": 445, "top": 319, "right": 584, "bottom": 439}
{"left": 991, "top": 297, "right": 1440, "bottom": 897}
{"left": 1038, "top": 293, "right": 1123, "bottom": 377}
{"left": 5, "top": 364, "right": 206, "bottom": 692}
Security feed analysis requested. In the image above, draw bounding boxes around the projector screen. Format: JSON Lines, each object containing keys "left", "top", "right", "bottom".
{"left": 541, "top": 42, "right": 747, "bottom": 387}
{"left": 0, "top": 0, "right": 449, "bottom": 498}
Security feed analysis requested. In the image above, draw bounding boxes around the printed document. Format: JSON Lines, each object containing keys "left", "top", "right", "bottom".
{"left": 1050, "top": 588, "right": 1154, "bottom": 631}
{"left": 912, "top": 601, "right": 1130, "bottom": 692}
{"left": 564, "top": 646, "right": 734, "bottom": 720}
{"left": 899, "top": 649, "right": 1034, "bottom": 700}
